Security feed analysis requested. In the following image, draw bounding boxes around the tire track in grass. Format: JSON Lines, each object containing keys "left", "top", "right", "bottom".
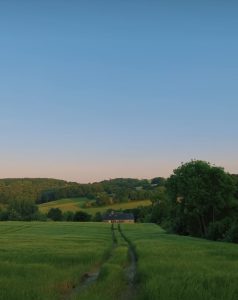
{"left": 0, "top": 224, "right": 33, "bottom": 235}
{"left": 63, "top": 224, "right": 118, "bottom": 300}
{"left": 62, "top": 224, "right": 137, "bottom": 300}
{"left": 118, "top": 224, "right": 138, "bottom": 300}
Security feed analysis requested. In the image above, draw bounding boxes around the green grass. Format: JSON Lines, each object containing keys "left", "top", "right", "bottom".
{"left": 39, "top": 197, "right": 90, "bottom": 212}
{"left": 1, "top": 222, "right": 238, "bottom": 300}
{"left": 39, "top": 198, "right": 151, "bottom": 214}
{"left": 0, "top": 222, "right": 112, "bottom": 300}
{"left": 0, "top": 222, "right": 133, "bottom": 300}
{"left": 121, "top": 223, "right": 238, "bottom": 300}
{"left": 73, "top": 226, "right": 130, "bottom": 300}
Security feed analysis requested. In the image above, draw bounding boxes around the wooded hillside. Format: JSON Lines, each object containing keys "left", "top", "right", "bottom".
{"left": 0, "top": 177, "right": 166, "bottom": 206}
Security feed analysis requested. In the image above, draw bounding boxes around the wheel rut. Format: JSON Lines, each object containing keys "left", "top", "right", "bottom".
{"left": 117, "top": 224, "right": 138, "bottom": 300}
{"left": 62, "top": 223, "right": 137, "bottom": 300}
{"left": 62, "top": 224, "right": 117, "bottom": 300}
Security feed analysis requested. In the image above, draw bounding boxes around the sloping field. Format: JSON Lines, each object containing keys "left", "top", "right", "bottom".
{"left": 122, "top": 223, "right": 238, "bottom": 300}
{"left": 39, "top": 197, "right": 89, "bottom": 212}
{"left": 39, "top": 198, "right": 151, "bottom": 214}
{"left": 1, "top": 222, "right": 238, "bottom": 300}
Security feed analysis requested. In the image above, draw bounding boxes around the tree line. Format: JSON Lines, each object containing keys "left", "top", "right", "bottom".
{"left": 0, "top": 201, "right": 151, "bottom": 223}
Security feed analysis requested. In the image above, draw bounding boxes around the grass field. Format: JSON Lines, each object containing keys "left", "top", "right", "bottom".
{"left": 39, "top": 198, "right": 151, "bottom": 214}
{"left": 39, "top": 197, "right": 90, "bottom": 212}
{"left": 0, "top": 222, "right": 112, "bottom": 300}
{"left": 122, "top": 223, "right": 238, "bottom": 300}
{"left": 1, "top": 222, "right": 238, "bottom": 300}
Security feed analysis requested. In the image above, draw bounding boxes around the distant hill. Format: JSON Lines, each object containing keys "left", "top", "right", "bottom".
{"left": 0, "top": 178, "right": 69, "bottom": 204}
{"left": 0, "top": 177, "right": 166, "bottom": 206}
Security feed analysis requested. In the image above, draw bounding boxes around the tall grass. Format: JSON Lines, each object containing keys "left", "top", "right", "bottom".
{"left": 0, "top": 222, "right": 111, "bottom": 300}
{"left": 0, "top": 222, "right": 134, "bottom": 300}
{"left": 1, "top": 222, "right": 238, "bottom": 300}
{"left": 72, "top": 224, "right": 131, "bottom": 300}
{"left": 122, "top": 223, "right": 238, "bottom": 300}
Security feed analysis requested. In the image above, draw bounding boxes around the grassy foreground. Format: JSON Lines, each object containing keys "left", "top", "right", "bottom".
{"left": 0, "top": 222, "right": 112, "bottom": 300}
{"left": 0, "top": 222, "right": 238, "bottom": 300}
{"left": 122, "top": 223, "right": 238, "bottom": 300}
{"left": 39, "top": 198, "right": 151, "bottom": 213}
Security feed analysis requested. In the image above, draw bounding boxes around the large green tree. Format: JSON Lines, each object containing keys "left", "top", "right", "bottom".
{"left": 166, "top": 160, "right": 236, "bottom": 237}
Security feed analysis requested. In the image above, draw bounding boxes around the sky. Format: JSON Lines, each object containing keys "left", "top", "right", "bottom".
{"left": 0, "top": 0, "right": 237, "bottom": 183}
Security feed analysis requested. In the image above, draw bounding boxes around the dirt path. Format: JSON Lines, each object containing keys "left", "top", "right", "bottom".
{"left": 62, "top": 224, "right": 117, "bottom": 300}
{"left": 118, "top": 224, "right": 138, "bottom": 300}
{"left": 62, "top": 223, "right": 137, "bottom": 300}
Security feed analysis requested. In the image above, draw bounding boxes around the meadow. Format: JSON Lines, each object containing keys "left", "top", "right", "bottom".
{"left": 39, "top": 198, "right": 151, "bottom": 214}
{"left": 0, "top": 222, "right": 112, "bottom": 300}
{"left": 0, "top": 222, "right": 238, "bottom": 300}
{"left": 122, "top": 223, "right": 238, "bottom": 300}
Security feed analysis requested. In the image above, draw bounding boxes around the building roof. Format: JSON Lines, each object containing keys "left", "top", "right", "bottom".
{"left": 103, "top": 212, "right": 134, "bottom": 221}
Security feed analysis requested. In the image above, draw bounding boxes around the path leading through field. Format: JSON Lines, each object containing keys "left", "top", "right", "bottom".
{"left": 118, "top": 224, "right": 138, "bottom": 300}
{"left": 65, "top": 224, "right": 138, "bottom": 300}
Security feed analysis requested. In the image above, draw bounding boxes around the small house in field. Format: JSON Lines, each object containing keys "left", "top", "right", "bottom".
{"left": 103, "top": 211, "right": 134, "bottom": 223}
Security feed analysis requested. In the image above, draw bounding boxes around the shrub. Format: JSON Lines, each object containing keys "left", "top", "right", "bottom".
{"left": 206, "top": 218, "right": 232, "bottom": 241}
{"left": 225, "top": 223, "right": 238, "bottom": 243}
{"left": 93, "top": 212, "right": 102, "bottom": 222}
{"left": 73, "top": 211, "right": 91, "bottom": 222}
{"left": 47, "top": 208, "right": 63, "bottom": 221}
{"left": 63, "top": 211, "right": 74, "bottom": 221}
{"left": 0, "top": 209, "right": 9, "bottom": 221}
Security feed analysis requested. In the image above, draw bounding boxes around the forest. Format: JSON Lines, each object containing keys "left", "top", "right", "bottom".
{"left": 0, "top": 177, "right": 165, "bottom": 205}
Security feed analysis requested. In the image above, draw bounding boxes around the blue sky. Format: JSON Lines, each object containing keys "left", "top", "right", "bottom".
{"left": 0, "top": 0, "right": 237, "bottom": 182}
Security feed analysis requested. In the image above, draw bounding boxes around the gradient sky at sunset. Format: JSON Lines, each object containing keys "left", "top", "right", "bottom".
{"left": 0, "top": 0, "right": 237, "bottom": 182}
